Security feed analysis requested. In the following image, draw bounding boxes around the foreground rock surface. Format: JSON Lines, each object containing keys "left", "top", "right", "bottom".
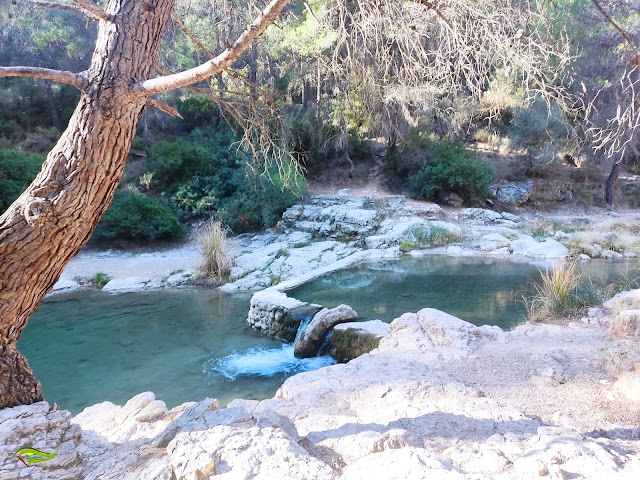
{"left": 3, "top": 305, "right": 640, "bottom": 479}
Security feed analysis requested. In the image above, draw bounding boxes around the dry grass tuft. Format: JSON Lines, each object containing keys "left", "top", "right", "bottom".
{"left": 524, "top": 261, "right": 603, "bottom": 321}
{"left": 198, "top": 219, "right": 233, "bottom": 282}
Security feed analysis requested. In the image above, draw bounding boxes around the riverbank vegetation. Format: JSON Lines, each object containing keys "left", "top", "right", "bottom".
{"left": 1, "top": 0, "right": 639, "bottom": 245}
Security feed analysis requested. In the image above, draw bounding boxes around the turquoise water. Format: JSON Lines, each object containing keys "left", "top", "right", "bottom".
{"left": 288, "top": 256, "right": 629, "bottom": 329}
{"left": 19, "top": 256, "right": 632, "bottom": 414}
{"left": 19, "top": 289, "right": 333, "bottom": 414}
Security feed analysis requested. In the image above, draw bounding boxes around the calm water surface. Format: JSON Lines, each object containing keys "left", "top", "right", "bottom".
{"left": 288, "top": 256, "right": 629, "bottom": 328}
{"left": 19, "top": 256, "right": 632, "bottom": 414}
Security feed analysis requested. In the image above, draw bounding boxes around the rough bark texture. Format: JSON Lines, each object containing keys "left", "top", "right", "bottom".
{"left": 0, "top": 0, "right": 175, "bottom": 408}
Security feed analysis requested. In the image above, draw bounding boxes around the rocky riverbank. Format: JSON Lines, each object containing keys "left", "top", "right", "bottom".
{"left": 49, "top": 193, "right": 640, "bottom": 296}
{"left": 3, "top": 291, "right": 640, "bottom": 479}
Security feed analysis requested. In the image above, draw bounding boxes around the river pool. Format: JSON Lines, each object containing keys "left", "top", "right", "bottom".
{"left": 19, "top": 255, "right": 631, "bottom": 414}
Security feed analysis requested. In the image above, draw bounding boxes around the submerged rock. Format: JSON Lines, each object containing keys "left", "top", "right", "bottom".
{"left": 330, "top": 320, "right": 390, "bottom": 363}
{"left": 294, "top": 304, "right": 358, "bottom": 358}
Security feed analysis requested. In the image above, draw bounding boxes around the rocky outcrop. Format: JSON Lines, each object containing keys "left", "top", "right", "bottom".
{"left": 329, "top": 320, "right": 390, "bottom": 363}
{"left": 491, "top": 180, "right": 533, "bottom": 206}
{"left": 294, "top": 305, "right": 358, "bottom": 358}
{"left": 246, "top": 289, "right": 317, "bottom": 340}
{"left": 0, "top": 401, "right": 82, "bottom": 480}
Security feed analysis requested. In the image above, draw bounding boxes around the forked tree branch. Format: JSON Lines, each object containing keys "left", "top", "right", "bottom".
{"left": 0, "top": 66, "right": 85, "bottom": 90}
{"left": 134, "top": 0, "right": 289, "bottom": 95}
{"left": 31, "top": 0, "right": 109, "bottom": 22}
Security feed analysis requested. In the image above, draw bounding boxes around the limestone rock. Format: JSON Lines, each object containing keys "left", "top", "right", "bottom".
{"left": 601, "top": 249, "right": 623, "bottom": 260}
{"left": 0, "top": 402, "right": 82, "bottom": 480}
{"left": 378, "top": 308, "right": 503, "bottom": 354}
{"left": 49, "top": 279, "right": 83, "bottom": 294}
{"left": 604, "top": 289, "right": 640, "bottom": 313}
{"left": 102, "top": 277, "right": 151, "bottom": 292}
{"left": 613, "top": 371, "right": 640, "bottom": 403}
{"left": 330, "top": 320, "right": 390, "bottom": 362}
{"left": 439, "top": 191, "right": 464, "bottom": 207}
{"left": 610, "top": 310, "right": 640, "bottom": 339}
{"left": 246, "top": 289, "right": 308, "bottom": 339}
{"left": 294, "top": 305, "right": 358, "bottom": 358}
{"left": 493, "top": 180, "right": 533, "bottom": 205}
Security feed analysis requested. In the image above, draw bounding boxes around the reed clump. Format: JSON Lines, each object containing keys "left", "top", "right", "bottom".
{"left": 198, "top": 219, "right": 233, "bottom": 282}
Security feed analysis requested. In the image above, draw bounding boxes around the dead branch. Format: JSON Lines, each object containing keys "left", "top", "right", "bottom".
{"left": 0, "top": 66, "right": 85, "bottom": 90}
{"left": 146, "top": 98, "right": 183, "bottom": 118}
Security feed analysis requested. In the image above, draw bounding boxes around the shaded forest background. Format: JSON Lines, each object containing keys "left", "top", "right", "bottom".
{"left": 1, "top": 0, "right": 639, "bottom": 244}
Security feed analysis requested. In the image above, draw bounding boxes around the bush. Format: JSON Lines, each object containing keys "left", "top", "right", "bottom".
{"left": 142, "top": 128, "right": 245, "bottom": 218}
{"left": 0, "top": 149, "right": 44, "bottom": 212}
{"left": 220, "top": 166, "right": 307, "bottom": 233}
{"left": 407, "top": 139, "right": 494, "bottom": 203}
{"left": 92, "top": 190, "right": 185, "bottom": 244}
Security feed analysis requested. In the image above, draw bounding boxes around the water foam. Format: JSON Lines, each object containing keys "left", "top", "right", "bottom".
{"left": 203, "top": 344, "right": 335, "bottom": 380}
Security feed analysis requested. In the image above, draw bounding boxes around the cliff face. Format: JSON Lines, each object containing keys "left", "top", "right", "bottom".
{"left": 2, "top": 305, "right": 640, "bottom": 479}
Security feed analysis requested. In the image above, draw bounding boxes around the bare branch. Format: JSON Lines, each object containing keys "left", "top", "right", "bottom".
{"left": 303, "top": 1, "right": 320, "bottom": 26}
{"left": 146, "top": 98, "right": 183, "bottom": 118}
{"left": 31, "top": 0, "right": 109, "bottom": 22}
{"left": 31, "top": 0, "right": 88, "bottom": 17}
{"left": 68, "top": 0, "right": 109, "bottom": 22}
{"left": 589, "top": 0, "right": 640, "bottom": 60}
{"left": 134, "top": 0, "right": 289, "bottom": 95}
{"left": 0, "top": 66, "right": 85, "bottom": 90}
{"left": 171, "top": 11, "right": 215, "bottom": 60}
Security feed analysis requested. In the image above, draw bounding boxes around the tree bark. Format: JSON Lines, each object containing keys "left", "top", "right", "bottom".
{"left": 0, "top": 0, "right": 174, "bottom": 408}
{"left": 0, "top": 0, "right": 288, "bottom": 409}
{"left": 606, "top": 160, "right": 622, "bottom": 209}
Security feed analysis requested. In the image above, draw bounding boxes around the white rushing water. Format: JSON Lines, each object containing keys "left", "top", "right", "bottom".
{"left": 203, "top": 312, "right": 335, "bottom": 380}
{"left": 204, "top": 344, "right": 336, "bottom": 380}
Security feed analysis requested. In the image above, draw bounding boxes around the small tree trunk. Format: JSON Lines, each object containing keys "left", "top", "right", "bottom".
{"left": 606, "top": 160, "right": 622, "bottom": 209}
{"left": 0, "top": 0, "right": 175, "bottom": 408}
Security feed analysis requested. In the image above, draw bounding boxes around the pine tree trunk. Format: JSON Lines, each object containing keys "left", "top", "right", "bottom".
{"left": 0, "top": 0, "right": 175, "bottom": 408}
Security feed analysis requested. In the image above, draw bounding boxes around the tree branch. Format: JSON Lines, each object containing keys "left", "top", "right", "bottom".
{"left": 147, "top": 98, "right": 182, "bottom": 118}
{"left": 134, "top": 0, "right": 289, "bottom": 95}
{"left": 31, "top": 0, "right": 110, "bottom": 22}
{"left": 31, "top": 0, "right": 87, "bottom": 17}
{"left": 411, "top": 0, "right": 455, "bottom": 32}
{"left": 171, "top": 11, "right": 215, "bottom": 60}
{"left": 68, "top": 0, "right": 109, "bottom": 21}
{"left": 0, "top": 66, "right": 85, "bottom": 90}
{"left": 590, "top": 0, "right": 640, "bottom": 60}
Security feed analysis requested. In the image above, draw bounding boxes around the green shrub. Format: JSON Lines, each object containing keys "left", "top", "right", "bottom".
{"left": 92, "top": 272, "right": 110, "bottom": 288}
{"left": 428, "top": 226, "right": 460, "bottom": 247}
{"left": 405, "top": 138, "right": 494, "bottom": 203}
{"left": 93, "top": 191, "right": 185, "bottom": 244}
{"left": 220, "top": 165, "right": 307, "bottom": 234}
{"left": 0, "top": 149, "right": 44, "bottom": 212}
{"left": 399, "top": 240, "right": 415, "bottom": 252}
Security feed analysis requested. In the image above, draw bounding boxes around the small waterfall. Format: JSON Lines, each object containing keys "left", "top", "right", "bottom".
{"left": 317, "top": 330, "right": 333, "bottom": 357}
{"left": 293, "top": 310, "right": 316, "bottom": 345}
{"left": 203, "top": 308, "right": 335, "bottom": 381}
